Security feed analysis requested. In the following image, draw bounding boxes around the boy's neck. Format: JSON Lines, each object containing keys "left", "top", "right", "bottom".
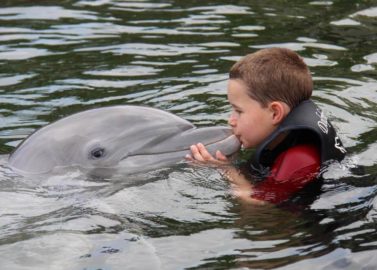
{"left": 266, "top": 131, "right": 290, "bottom": 150}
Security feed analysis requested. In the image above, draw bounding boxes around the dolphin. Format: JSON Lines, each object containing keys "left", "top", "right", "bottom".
{"left": 8, "top": 105, "right": 240, "bottom": 175}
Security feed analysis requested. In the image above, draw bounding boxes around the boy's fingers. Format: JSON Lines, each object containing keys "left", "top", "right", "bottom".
{"left": 190, "top": 145, "right": 204, "bottom": 162}
{"left": 189, "top": 144, "right": 229, "bottom": 165}
{"left": 215, "top": 150, "right": 228, "bottom": 161}
{"left": 197, "top": 143, "right": 215, "bottom": 161}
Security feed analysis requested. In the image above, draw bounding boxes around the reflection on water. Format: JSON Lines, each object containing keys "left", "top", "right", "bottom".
{"left": 0, "top": 0, "right": 376, "bottom": 269}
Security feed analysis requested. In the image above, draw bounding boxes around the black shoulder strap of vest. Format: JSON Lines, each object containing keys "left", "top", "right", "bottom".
{"left": 250, "top": 100, "right": 346, "bottom": 173}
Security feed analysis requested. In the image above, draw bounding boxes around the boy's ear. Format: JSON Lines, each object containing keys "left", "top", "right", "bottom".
{"left": 269, "top": 101, "right": 290, "bottom": 125}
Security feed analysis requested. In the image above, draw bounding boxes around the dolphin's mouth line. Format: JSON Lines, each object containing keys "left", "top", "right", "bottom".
{"left": 121, "top": 135, "right": 240, "bottom": 160}
{"left": 121, "top": 148, "right": 191, "bottom": 160}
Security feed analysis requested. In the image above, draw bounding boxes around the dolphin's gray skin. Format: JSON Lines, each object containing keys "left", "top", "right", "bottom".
{"left": 9, "top": 106, "right": 240, "bottom": 175}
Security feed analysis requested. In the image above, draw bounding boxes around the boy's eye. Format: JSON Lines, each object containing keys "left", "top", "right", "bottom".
{"left": 230, "top": 105, "right": 242, "bottom": 115}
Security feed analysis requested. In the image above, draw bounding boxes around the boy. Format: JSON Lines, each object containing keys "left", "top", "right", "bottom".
{"left": 187, "top": 48, "right": 346, "bottom": 204}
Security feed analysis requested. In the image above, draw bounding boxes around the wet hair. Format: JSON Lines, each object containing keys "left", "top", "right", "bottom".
{"left": 229, "top": 48, "right": 313, "bottom": 108}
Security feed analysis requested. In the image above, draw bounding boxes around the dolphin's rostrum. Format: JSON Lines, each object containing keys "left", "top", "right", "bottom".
{"left": 9, "top": 106, "right": 241, "bottom": 175}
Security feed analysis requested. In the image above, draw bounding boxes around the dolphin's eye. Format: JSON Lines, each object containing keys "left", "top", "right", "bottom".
{"left": 90, "top": 147, "right": 106, "bottom": 159}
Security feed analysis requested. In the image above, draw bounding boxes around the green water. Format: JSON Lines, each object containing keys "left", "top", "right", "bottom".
{"left": 0, "top": 1, "right": 376, "bottom": 269}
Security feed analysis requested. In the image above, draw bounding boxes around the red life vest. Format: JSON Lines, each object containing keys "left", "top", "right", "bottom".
{"left": 251, "top": 144, "right": 320, "bottom": 204}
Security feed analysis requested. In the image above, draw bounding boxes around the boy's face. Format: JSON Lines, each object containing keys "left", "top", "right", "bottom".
{"left": 227, "top": 79, "right": 277, "bottom": 148}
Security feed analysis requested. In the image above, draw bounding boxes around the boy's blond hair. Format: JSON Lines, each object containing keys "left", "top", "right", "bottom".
{"left": 229, "top": 48, "right": 313, "bottom": 109}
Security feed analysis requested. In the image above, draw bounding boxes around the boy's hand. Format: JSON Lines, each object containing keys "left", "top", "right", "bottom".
{"left": 186, "top": 143, "right": 229, "bottom": 165}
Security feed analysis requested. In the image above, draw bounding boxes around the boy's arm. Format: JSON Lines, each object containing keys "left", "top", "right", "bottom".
{"left": 222, "top": 166, "right": 267, "bottom": 205}
{"left": 187, "top": 143, "right": 265, "bottom": 204}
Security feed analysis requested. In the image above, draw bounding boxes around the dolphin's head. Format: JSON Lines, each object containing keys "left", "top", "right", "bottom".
{"left": 8, "top": 106, "right": 240, "bottom": 175}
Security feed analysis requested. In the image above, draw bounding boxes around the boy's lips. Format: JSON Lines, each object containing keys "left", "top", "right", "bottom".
{"left": 231, "top": 129, "right": 242, "bottom": 145}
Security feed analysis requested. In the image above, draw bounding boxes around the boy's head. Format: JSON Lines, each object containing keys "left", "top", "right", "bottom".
{"left": 227, "top": 48, "right": 312, "bottom": 148}
{"left": 229, "top": 47, "right": 312, "bottom": 109}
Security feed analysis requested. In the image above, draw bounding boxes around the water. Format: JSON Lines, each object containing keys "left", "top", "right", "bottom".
{"left": 0, "top": 0, "right": 376, "bottom": 269}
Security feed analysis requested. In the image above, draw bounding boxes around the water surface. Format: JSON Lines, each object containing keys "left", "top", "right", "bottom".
{"left": 0, "top": 0, "right": 377, "bottom": 269}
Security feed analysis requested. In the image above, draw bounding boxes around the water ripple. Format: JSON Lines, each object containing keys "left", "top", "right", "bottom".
{"left": 0, "top": 46, "right": 52, "bottom": 60}
{"left": 0, "top": 6, "right": 103, "bottom": 21}
{"left": 84, "top": 65, "right": 163, "bottom": 77}
{"left": 0, "top": 74, "right": 35, "bottom": 87}
{"left": 76, "top": 43, "right": 228, "bottom": 56}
